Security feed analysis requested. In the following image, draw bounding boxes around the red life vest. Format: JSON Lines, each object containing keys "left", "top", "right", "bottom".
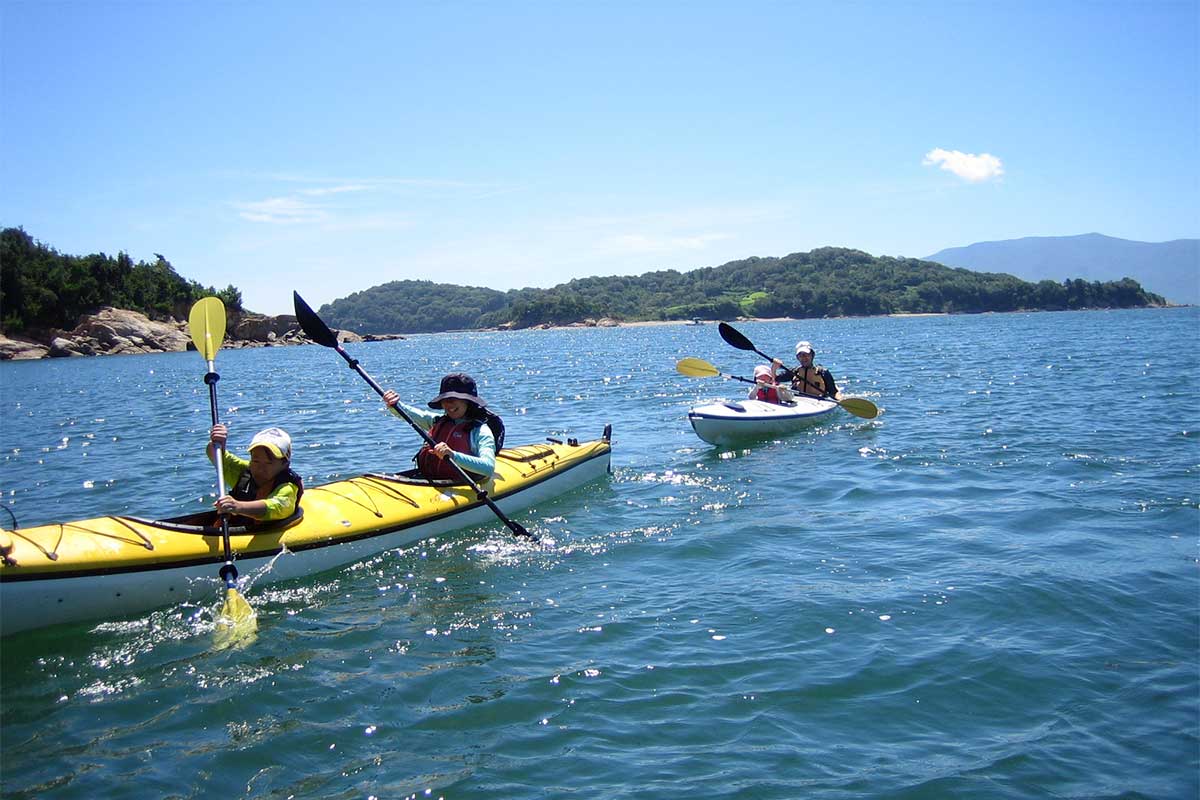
{"left": 755, "top": 384, "right": 781, "bottom": 403}
{"left": 416, "top": 417, "right": 478, "bottom": 480}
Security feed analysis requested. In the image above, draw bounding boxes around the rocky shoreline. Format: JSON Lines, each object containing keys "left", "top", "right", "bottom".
{"left": 0, "top": 307, "right": 401, "bottom": 361}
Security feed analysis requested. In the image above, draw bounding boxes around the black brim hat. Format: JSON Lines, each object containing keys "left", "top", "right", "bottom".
{"left": 428, "top": 372, "right": 487, "bottom": 409}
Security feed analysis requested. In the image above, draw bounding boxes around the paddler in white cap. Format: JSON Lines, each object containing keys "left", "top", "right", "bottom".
{"left": 206, "top": 424, "right": 303, "bottom": 524}
{"left": 772, "top": 340, "right": 839, "bottom": 398}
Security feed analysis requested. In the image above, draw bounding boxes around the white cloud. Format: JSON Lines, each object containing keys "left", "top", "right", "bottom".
{"left": 298, "top": 184, "right": 371, "bottom": 196}
{"left": 606, "top": 232, "right": 731, "bottom": 254}
{"left": 922, "top": 148, "right": 1004, "bottom": 182}
{"left": 234, "top": 196, "right": 328, "bottom": 224}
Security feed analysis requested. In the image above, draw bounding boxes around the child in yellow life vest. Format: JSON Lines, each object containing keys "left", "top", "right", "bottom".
{"left": 207, "top": 424, "right": 303, "bottom": 524}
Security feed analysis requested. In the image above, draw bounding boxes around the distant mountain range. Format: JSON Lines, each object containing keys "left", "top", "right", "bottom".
{"left": 925, "top": 233, "right": 1198, "bottom": 305}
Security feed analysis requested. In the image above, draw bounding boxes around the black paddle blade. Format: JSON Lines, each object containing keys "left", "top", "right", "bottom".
{"left": 718, "top": 322, "right": 755, "bottom": 352}
{"left": 293, "top": 291, "right": 340, "bottom": 348}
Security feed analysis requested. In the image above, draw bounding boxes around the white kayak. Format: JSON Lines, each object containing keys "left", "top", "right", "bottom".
{"left": 687, "top": 396, "right": 839, "bottom": 445}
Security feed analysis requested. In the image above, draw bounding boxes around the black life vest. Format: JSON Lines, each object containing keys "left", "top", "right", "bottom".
{"left": 231, "top": 466, "right": 304, "bottom": 518}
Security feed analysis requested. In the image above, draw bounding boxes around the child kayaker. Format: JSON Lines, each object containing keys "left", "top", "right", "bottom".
{"left": 748, "top": 365, "right": 792, "bottom": 404}
{"left": 381, "top": 373, "right": 499, "bottom": 480}
{"left": 206, "top": 424, "right": 303, "bottom": 523}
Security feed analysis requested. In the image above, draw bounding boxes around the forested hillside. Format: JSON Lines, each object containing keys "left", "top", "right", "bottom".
{"left": 0, "top": 227, "right": 243, "bottom": 334}
{"left": 321, "top": 247, "right": 1166, "bottom": 334}
{"left": 0, "top": 228, "right": 1167, "bottom": 337}
{"left": 320, "top": 281, "right": 509, "bottom": 335}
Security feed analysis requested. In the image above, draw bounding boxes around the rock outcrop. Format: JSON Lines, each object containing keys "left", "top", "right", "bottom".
{"left": 0, "top": 306, "right": 375, "bottom": 360}
{"left": 0, "top": 336, "right": 50, "bottom": 360}
{"left": 63, "top": 307, "right": 193, "bottom": 356}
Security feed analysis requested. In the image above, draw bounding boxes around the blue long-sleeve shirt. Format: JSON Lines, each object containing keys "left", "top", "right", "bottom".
{"left": 389, "top": 400, "right": 496, "bottom": 478}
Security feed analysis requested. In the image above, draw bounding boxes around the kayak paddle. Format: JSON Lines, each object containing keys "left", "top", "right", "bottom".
{"left": 715, "top": 323, "right": 879, "bottom": 419}
{"left": 292, "top": 291, "right": 537, "bottom": 542}
{"left": 187, "top": 296, "right": 257, "bottom": 647}
{"left": 719, "top": 320, "right": 824, "bottom": 395}
{"left": 717, "top": 322, "right": 775, "bottom": 362}
{"left": 676, "top": 357, "right": 879, "bottom": 419}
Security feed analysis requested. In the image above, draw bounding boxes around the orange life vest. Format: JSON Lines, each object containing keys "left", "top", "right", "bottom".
{"left": 790, "top": 365, "right": 828, "bottom": 397}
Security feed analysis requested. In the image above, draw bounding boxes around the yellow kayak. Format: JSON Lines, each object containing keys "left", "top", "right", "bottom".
{"left": 0, "top": 431, "right": 612, "bottom": 635}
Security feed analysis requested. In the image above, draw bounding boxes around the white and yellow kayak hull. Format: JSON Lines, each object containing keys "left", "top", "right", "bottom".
{"left": 0, "top": 434, "right": 612, "bottom": 635}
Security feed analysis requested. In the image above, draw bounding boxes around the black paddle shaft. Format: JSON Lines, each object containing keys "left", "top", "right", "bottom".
{"left": 203, "top": 370, "right": 238, "bottom": 584}
{"left": 292, "top": 292, "right": 535, "bottom": 541}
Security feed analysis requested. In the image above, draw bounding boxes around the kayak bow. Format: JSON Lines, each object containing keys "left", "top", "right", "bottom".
{"left": 687, "top": 398, "right": 838, "bottom": 446}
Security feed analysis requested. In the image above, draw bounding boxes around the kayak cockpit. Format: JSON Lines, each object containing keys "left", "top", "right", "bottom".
{"left": 118, "top": 508, "right": 306, "bottom": 537}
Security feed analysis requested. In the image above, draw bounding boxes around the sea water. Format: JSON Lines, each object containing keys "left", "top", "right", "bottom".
{"left": 0, "top": 307, "right": 1196, "bottom": 799}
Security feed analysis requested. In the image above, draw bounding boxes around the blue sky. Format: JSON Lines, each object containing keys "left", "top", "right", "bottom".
{"left": 2, "top": 0, "right": 1196, "bottom": 315}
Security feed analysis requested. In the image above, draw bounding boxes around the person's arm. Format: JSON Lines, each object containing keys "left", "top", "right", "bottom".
{"left": 217, "top": 482, "right": 298, "bottom": 521}
{"left": 219, "top": 450, "right": 249, "bottom": 488}
{"left": 771, "top": 358, "right": 794, "bottom": 384}
{"left": 208, "top": 425, "right": 250, "bottom": 487}
{"left": 382, "top": 390, "right": 438, "bottom": 431}
{"left": 821, "top": 369, "right": 838, "bottom": 399}
{"left": 452, "top": 423, "right": 496, "bottom": 478}
{"left": 207, "top": 423, "right": 228, "bottom": 465}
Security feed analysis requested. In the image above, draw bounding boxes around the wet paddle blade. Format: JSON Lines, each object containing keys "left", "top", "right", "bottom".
{"left": 293, "top": 291, "right": 340, "bottom": 348}
{"left": 676, "top": 357, "right": 721, "bottom": 378}
{"left": 718, "top": 322, "right": 756, "bottom": 352}
{"left": 839, "top": 397, "right": 879, "bottom": 420}
{"left": 187, "top": 297, "right": 226, "bottom": 361}
{"left": 214, "top": 587, "right": 258, "bottom": 650}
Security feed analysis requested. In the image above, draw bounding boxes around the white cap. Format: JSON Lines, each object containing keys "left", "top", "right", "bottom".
{"left": 753, "top": 365, "right": 773, "bottom": 379}
{"left": 248, "top": 427, "right": 291, "bottom": 460}
{"left": 795, "top": 340, "right": 814, "bottom": 355}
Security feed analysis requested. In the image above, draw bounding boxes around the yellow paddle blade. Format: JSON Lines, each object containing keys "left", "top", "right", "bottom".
{"left": 187, "top": 297, "right": 226, "bottom": 362}
{"left": 676, "top": 357, "right": 720, "bottom": 378}
{"left": 213, "top": 587, "right": 258, "bottom": 650}
{"left": 839, "top": 397, "right": 879, "bottom": 420}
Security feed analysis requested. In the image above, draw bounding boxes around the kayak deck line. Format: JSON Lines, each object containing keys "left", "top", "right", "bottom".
{"left": 0, "top": 431, "right": 613, "bottom": 635}
{"left": 1, "top": 437, "right": 610, "bottom": 579}
{"left": 0, "top": 448, "right": 607, "bottom": 583}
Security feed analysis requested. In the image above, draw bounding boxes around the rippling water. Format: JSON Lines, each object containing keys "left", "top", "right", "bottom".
{"left": 1, "top": 308, "right": 1196, "bottom": 799}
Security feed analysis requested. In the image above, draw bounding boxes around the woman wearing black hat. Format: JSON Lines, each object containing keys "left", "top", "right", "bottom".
{"left": 381, "top": 373, "right": 498, "bottom": 480}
